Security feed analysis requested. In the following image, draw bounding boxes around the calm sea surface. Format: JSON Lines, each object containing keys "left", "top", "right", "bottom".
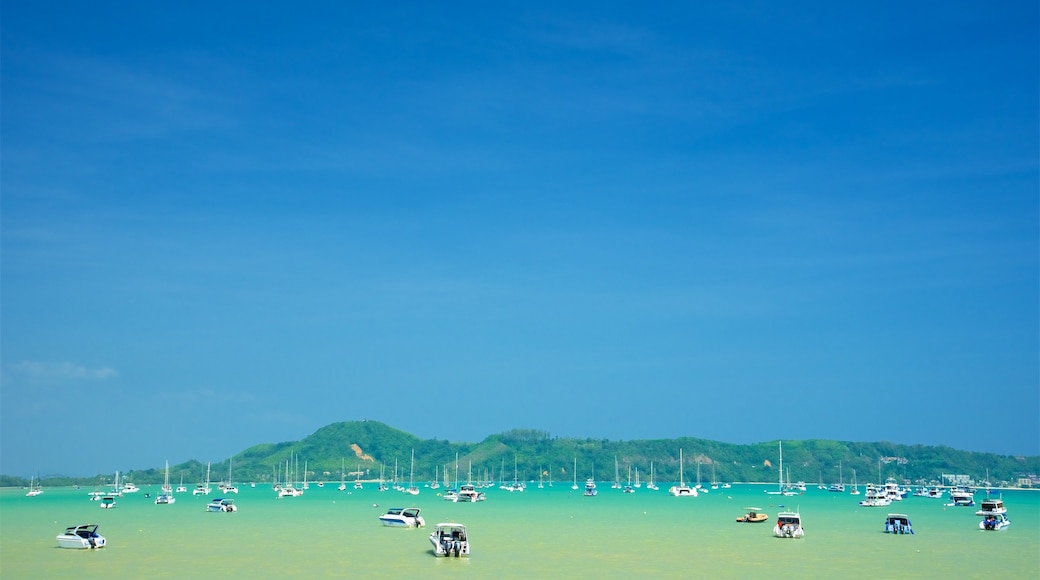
{"left": 2, "top": 483, "right": 1037, "bottom": 578}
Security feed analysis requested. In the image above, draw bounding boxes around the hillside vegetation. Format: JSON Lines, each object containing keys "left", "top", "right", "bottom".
{"left": 7, "top": 421, "right": 1038, "bottom": 488}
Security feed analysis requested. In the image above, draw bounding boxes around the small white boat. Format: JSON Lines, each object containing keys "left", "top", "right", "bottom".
{"left": 773, "top": 511, "right": 804, "bottom": 538}
{"left": 379, "top": 507, "right": 426, "bottom": 528}
{"left": 884, "top": 513, "right": 914, "bottom": 534}
{"left": 442, "top": 488, "right": 458, "bottom": 502}
{"left": 206, "top": 498, "right": 237, "bottom": 512}
{"left": 122, "top": 481, "right": 140, "bottom": 493}
{"left": 429, "top": 523, "right": 469, "bottom": 557}
{"left": 56, "top": 524, "right": 106, "bottom": 549}
{"left": 26, "top": 475, "right": 43, "bottom": 497}
{"left": 979, "top": 511, "right": 1010, "bottom": 531}
{"left": 975, "top": 498, "right": 1007, "bottom": 516}
{"left": 99, "top": 496, "right": 117, "bottom": 509}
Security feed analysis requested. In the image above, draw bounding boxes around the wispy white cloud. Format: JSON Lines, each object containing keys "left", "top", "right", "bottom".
{"left": 6, "top": 361, "right": 119, "bottom": 383}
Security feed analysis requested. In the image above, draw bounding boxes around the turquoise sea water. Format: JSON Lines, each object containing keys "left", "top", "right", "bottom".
{"left": 2, "top": 483, "right": 1037, "bottom": 578}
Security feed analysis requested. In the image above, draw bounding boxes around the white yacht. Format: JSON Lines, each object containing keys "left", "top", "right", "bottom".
{"left": 206, "top": 498, "right": 237, "bottom": 512}
{"left": 378, "top": 507, "right": 425, "bottom": 528}
{"left": 56, "top": 524, "right": 106, "bottom": 549}
{"left": 976, "top": 498, "right": 1007, "bottom": 516}
{"left": 773, "top": 511, "right": 804, "bottom": 538}
{"left": 584, "top": 478, "right": 598, "bottom": 496}
{"left": 884, "top": 513, "right": 914, "bottom": 534}
{"left": 429, "top": 523, "right": 469, "bottom": 557}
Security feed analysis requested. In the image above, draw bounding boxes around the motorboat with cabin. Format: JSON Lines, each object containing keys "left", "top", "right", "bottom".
{"left": 584, "top": 478, "right": 599, "bottom": 496}
{"left": 884, "top": 513, "right": 914, "bottom": 534}
{"left": 975, "top": 497, "right": 1006, "bottom": 516}
{"left": 979, "top": 511, "right": 1010, "bottom": 531}
{"left": 206, "top": 498, "right": 237, "bottom": 512}
{"left": 56, "top": 524, "right": 106, "bottom": 549}
{"left": 458, "top": 484, "right": 486, "bottom": 502}
{"left": 946, "top": 487, "right": 975, "bottom": 507}
{"left": 379, "top": 507, "right": 426, "bottom": 528}
{"left": 429, "top": 522, "right": 469, "bottom": 557}
{"left": 773, "top": 511, "right": 804, "bottom": 538}
{"left": 737, "top": 507, "right": 769, "bottom": 523}
{"left": 99, "top": 496, "right": 117, "bottom": 509}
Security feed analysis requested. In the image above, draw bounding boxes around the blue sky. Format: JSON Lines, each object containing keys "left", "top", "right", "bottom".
{"left": 2, "top": 1, "right": 1037, "bottom": 477}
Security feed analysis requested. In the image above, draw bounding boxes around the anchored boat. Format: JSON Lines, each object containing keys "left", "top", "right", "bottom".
{"left": 379, "top": 507, "right": 426, "bottom": 528}
{"left": 773, "top": 511, "right": 804, "bottom": 538}
{"left": 429, "top": 523, "right": 469, "bottom": 557}
{"left": 884, "top": 513, "right": 914, "bottom": 534}
{"left": 56, "top": 524, "right": 106, "bottom": 549}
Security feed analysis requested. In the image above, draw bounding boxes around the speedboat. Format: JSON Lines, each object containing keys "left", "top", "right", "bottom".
{"left": 206, "top": 498, "right": 237, "bottom": 512}
{"left": 378, "top": 507, "right": 426, "bottom": 528}
{"left": 975, "top": 498, "right": 1006, "bottom": 516}
{"left": 737, "top": 507, "right": 769, "bottom": 523}
{"left": 122, "top": 481, "right": 140, "bottom": 493}
{"left": 442, "top": 488, "right": 458, "bottom": 502}
{"left": 979, "top": 511, "right": 1010, "bottom": 531}
{"left": 429, "top": 523, "right": 469, "bottom": 557}
{"left": 773, "top": 511, "right": 804, "bottom": 538}
{"left": 99, "top": 496, "right": 117, "bottom": 509}
{"left": 884, "top": 513, "right": 914, "bottom": 534}
{"left": 56, "top": 524, "right": 106, "bottom": 549}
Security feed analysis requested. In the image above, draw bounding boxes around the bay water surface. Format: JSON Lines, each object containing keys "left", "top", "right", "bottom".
{"left": 2, "top": 483, "right": 1037, "bottom": 578}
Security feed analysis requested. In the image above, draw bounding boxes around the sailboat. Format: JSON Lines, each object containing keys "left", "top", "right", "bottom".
{"left": 156, "top": 461, "right": 176, "bottom": 504}
{"left": 828, "top": 461, "right": 845, "bottom": 492}
{"left": 354, "top": 462, "right": 364, "bottom": 490}
{"left": 26, "top": 474, "right": 43, "bottom": 497}
{"left": 765, "top": 442, "right": 787, "bottom": 496}
{"left": 338, "top": 460, "right": 347, "bottom": 491}
{"left": 669, "top": 449, "right": 697, "bottom": 496}
{"left": 221, "top": 457, "right": 239, "bottom": 493}
{"left": 710, "top": 462, "right": 719, "bottom": 490}
{"left": 623, "top": 465, "right": 635, "bottom": 493}
{"left": 571, "top": 457, "right": 579, "bottom": 490}
{"left": 612, "top": 456, "right": 621, "bottom": 489}
{"left": 647, "top": 461, "right": 659, "bottom": 491}
{"left": 850, "top": 469, "right": 861, "bottom": 495}
{"left": 405, "top": 449, "right": 419, "bottom": 495}
{"left": 176, "top": 472, "right": 187, "bottom": 493}
{"left": 193, "top": 463, "right": 212, "bottom": 496}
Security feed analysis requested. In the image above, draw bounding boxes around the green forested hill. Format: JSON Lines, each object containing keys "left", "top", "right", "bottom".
{"left": 6, "top": 421, "right": 1038, "bottom": 488}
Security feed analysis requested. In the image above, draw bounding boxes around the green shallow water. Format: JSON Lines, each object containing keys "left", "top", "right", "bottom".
{"left": 2, "top": 483, "right": 1037, "bottom": 578}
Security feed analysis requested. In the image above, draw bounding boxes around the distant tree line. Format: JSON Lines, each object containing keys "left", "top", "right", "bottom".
{"left": 5, "top": 421, "right": 1038, "bottom": 488}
